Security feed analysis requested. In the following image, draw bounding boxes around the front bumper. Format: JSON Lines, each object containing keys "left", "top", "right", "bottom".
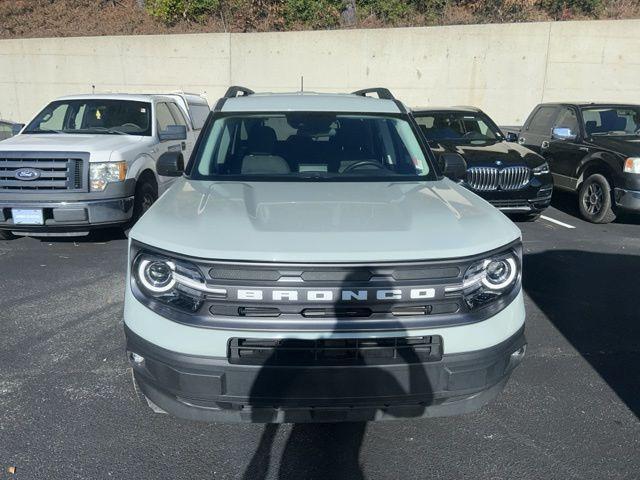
{"left": 0, "top": 197, "right": 134, "bottom": 233}
{"left": 125, "top": 325, "right": 526, "bottom": 423}
{"left": 614, "top": 188, "right": 640, "bottom": 212}
{"left": 467, "top": 181, "right": 553, "bottom": 214}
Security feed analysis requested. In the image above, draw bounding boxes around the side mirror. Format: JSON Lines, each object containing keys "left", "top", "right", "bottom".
{"left": 440, "top": 153, "right": 467, "bottom": 181}
{"left": 505, "top": 132, "right": 518, "bottom": 142}
{"left": 11, "top": 123, "right": 24, "bottom": 135}
{"left": 157, "top": 151, "right": 184, "bottom": 177}
{"left": 552, "top": 127, "right": 577, "bottom": 141}
{"left": 158, "top": 124, "right": 187, "bottom": 141}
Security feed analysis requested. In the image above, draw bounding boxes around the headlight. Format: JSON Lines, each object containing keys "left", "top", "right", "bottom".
{"left": 133, "top": 253, "right": 208, "bottom": 313}
{"left": 532, "top": 162, "right": 550, "bottom": 175}
{"left": 89, "top": 161, "right": 127, "bottom": 191}
{"left": 624, "top": 157, "right": 640, "bottom": 174}
{"left": 445, "top": 248, "right": 521, "bottom": 309}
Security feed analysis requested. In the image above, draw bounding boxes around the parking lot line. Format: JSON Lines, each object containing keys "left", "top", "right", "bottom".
{"left": 540, "top": 215, "right": 576, "bottom": 229}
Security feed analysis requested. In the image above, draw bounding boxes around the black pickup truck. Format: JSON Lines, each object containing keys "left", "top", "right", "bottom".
{"left": 511, "top": 103, "right": 640, "bottom": 223}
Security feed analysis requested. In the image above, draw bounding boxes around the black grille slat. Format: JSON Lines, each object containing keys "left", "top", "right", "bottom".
{"left": 228, "top": 335, "right": 443, "bottom": 365}
{"left": 0, "top": 154, "right": 86, "bottom": 191}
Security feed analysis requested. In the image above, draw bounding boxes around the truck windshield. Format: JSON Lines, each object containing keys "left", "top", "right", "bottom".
{"left": 189, "top": 113, "right": 435, "bottom": 181}
{"left": 24, "top": 99, "right": 152, "bottom": 136}
{"left": 582, "top": 107, "right": 640, "bottom": 136}
{"left": 414, "top": 112, "right": 502, "bottom": 143}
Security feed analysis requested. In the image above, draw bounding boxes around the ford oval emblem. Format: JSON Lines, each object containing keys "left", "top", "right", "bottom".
{"left": 14, "top": 168, "right": 41, "bottom": 181}
{"left": 495, "top": 160, "right": 503, "bottom": 166}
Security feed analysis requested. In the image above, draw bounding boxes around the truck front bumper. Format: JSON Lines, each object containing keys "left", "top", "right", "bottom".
{"left": 0, "top": 180, "right": 136, "bottom": 233}
{"left": 0, "top": 197, "right": 134, "bottom": 233}
{"left": 125, "top": 325, "right": 526, "bottom": 423}
{"left": 614, "top": 188, "right": 640, "bottom": 212}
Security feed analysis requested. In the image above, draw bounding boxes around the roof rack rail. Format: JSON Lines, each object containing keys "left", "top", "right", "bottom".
{"left": 352, "top": 88, "right": 395, "bottom": 100}
{"left": 224, "top": 86, "right": 254, "bottom": 98}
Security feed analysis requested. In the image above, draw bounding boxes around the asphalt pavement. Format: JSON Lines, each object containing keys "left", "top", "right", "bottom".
{"left": 1, "top": 192, "right": 639, "bottom": 480}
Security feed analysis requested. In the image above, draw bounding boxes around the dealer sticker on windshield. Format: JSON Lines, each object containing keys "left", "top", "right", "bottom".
{"left": 12, "top": 209, "right": 44, "bottom": 225}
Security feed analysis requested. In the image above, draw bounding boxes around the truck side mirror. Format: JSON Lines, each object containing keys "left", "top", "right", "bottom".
{"left": 157, "top": 151, "right": 184, "bottom": 177}
{"left": 551, "top": 127, "right": 577, "bottom": 141}
{"left": 440, "top": 153, "right": 467, "bottom": 181}
{"left": 505, "top": 132, "right": 518, "bottom": 142}
{"left": 158, "top": 125, "right": 187, "bottom": 141}
{"left": 11, "top": 123, "right": 24, "bottom": 136}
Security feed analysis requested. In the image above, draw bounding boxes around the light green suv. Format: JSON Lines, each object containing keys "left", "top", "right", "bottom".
{"left": 124, "top": 87, "right": 526, "bottom": 423}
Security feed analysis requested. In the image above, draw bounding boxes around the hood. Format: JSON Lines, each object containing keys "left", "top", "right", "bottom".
{"left": 0, "top": 133, "right": 144, "bottom": 160}
{"left": 586, "top": 135, "right": 640, "bottom": 158}
{"left": 131, "top": 178, "right": 521, "bottom": 263}
{"left": 429, "top": 139, "right": 545, "bottom": 168}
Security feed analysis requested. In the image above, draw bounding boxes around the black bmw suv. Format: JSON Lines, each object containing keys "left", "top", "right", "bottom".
{"left": 413, "top": 107, "right": 553, "bottom": 221}
{"left": 515, "top": 103, "right": 640, "bottom": 223}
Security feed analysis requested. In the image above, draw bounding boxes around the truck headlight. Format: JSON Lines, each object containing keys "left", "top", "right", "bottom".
{"left": 445, "top": 247, "right": 521, "bottom": 310}
{"left": 90, "top": 161, "right": 127, "bottom": 191}
{"left": 532, "top": 162, "right": 549, "bottom": 175}
{"left": 624, "top": 157, "right": 640, "bottom": 174}
{"left": 133, "top": 253, "right": 206, "bottom": 313}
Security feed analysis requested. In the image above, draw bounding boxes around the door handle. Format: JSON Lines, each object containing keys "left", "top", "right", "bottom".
{"left": 541, "top": 140, "right": 550, "bottom": 150}
{"left": 181, "top": 141, "right": 186, "bottom": 151}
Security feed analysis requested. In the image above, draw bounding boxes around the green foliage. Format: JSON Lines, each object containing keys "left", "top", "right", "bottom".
{"left": 539, "top": 0, "right": 604, "bottom": 16}
{"left": 282, "top": 0, "right": 343, "bottom": 28}
{"left": 359, "top": 0, "right": 446, "bottom": 23}
{"left": 146, "top": 0, "right": 222, "bottom": 24}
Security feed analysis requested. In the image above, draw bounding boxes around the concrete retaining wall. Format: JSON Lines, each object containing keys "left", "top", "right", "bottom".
{"left": 1, "top": 19, "right": 639, "bottom": 125}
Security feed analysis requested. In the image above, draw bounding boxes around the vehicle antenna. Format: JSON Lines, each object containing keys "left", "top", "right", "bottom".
{"left": 301, "top": 76, "right": 304, "bottom": 93}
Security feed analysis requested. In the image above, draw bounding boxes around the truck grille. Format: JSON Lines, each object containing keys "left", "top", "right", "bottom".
{"left": 466, "top": 166, "right": 530, "bottom": 191}
{"left": 0, "top": 152, "right": 88, "bottom": 192}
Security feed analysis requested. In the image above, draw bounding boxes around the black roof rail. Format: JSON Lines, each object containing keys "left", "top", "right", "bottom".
{"left": 224, "top": 86, "right": 255, "bottom": 98}
{"left": 352, "top": 88, "right": 395, "bottom": 100}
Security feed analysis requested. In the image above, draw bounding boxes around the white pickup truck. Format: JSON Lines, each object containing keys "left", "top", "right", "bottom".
{"left": 0, "top": 93, "right": 209, "bottom": 239}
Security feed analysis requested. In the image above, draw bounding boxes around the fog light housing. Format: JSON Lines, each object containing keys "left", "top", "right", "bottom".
{"left": 128, "top": 351, "right": 145, "bottom": 365}
{"left": 510, "top": 345, "right": 526, "bottom": 366}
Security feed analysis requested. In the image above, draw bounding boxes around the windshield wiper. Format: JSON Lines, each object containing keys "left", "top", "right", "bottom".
{"left": 25, "top": 129, "right": 62, "bottom": 134}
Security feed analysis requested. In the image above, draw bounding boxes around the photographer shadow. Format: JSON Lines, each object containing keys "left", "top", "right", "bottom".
{"left": 242, "top": 272, "right": 433, "bottom": 479}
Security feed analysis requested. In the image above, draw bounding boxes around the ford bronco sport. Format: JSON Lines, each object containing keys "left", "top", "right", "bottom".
{"left": 124, "top": 87, "right": 526, "bottom": 423}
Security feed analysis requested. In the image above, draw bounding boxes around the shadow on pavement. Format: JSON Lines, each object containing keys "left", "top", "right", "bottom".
{"left": 523, "top": 249, "right": 640, "bottom": 417}
{"left": 241, "top": 271, "right": 432, "bottom": 479}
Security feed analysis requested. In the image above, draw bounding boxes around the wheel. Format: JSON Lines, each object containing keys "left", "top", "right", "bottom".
{"left": 512, "top": 213, "right": 541, "bottom": 222}
{"left": 0, "top": 230, "right": 16, "bottom": 240}
{"left": 125, "top": 180, "right": 158, "bottom": 235}
{"left": 577, "top": 173, "right": 616, "bottom": 224}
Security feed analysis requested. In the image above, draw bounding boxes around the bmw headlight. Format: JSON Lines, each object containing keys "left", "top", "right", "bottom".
{"left": 133, "top": 252, "right": 207, "bottom": 313}
{"left": 89, "top": 161, "right": 127, "bottom": 191}
{"left": 532, "top": 162, "right": 550, "bottom": 175}
{"left": 446, "top": 247, "right": 521, "bottom": 309}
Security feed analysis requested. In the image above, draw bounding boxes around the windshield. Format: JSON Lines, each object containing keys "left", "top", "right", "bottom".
{"left": 582, "top": 107, "right": 640, "bottom": 136}
{"left": 189, "top": 113, "right": 434, "bottom": 181}
{"left": 414, "top": 112, "right": 502, "bottom": 143}
{"left": 24, "top": 99, "right": 152, "bottom": 135}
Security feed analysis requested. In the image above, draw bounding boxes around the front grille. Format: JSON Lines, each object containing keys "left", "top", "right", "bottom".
{"left": 228, "top": 336, "right": 443, "bottom": 366}
{"left": 466, "top": 166, "right": 531, "bottom": 191}
{"left": 0, "top": 152, "right": 88, "bottom": 192}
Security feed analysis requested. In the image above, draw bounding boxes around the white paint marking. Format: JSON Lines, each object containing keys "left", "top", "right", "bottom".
{"left": 540, "top": 215, "right": 576, "bottom": 229}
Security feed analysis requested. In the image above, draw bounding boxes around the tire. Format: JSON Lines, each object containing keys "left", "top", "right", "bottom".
{"left": 577, "top": 173, "right": 616, "bottom": 224}
{"left": 0, "top": 230, "right": 16, "bottom": 240}
{"left": 125, "top": 180, "right": 158, "bottom": 235}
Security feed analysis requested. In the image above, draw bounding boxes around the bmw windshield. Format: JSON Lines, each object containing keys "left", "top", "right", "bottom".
{"left": 414, "top": 111, "right": 503, "bottom": 144}
{"left": 188, "top": 113, "right": 436, "bottom": 181}
{"left": 24, "top": 99, "right": 152, "bottom": 136}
